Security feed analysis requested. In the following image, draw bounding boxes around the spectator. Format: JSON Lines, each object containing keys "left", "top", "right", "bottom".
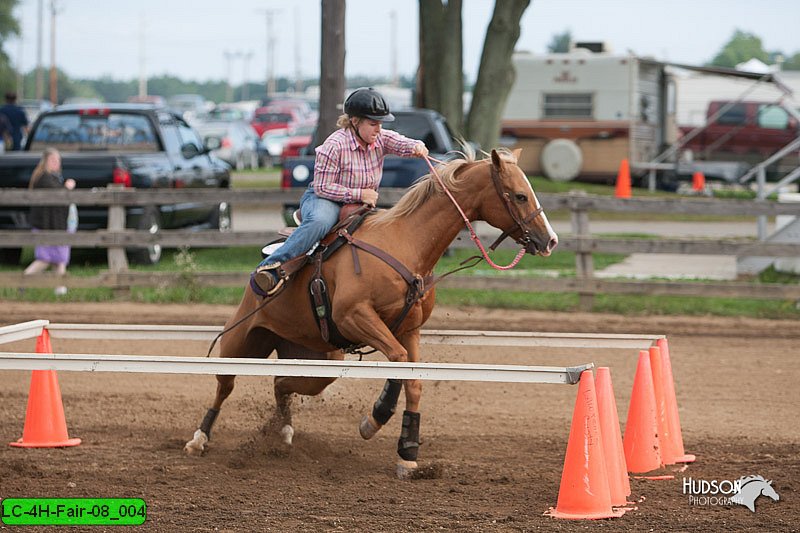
{"left": 24, "top": 147, "right": 76, "bottom": 296}
{"left": 0, "top": 91, "right": 30, "bottom": 150}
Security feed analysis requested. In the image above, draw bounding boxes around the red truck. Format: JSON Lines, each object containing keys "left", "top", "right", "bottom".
{"left": 679, "top": 100, "right": 800, "bottom": 180}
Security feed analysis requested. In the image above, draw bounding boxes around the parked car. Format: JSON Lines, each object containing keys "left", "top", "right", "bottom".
{"left": 196, "top": 120, "right": 260, "bottom": 170}
{"left": 280, "top": 122, "right": 316, "bottom": 161}
{"left": 20, "top": 99, "right": 54, "bottom": 125}
{"left": 251, "top": 106, "right": 303, "bottom": 137}
{"left": 0, "top": 103, "right": 231, "bottom": 265}
{"left": 678, "top": 100, "right": 800, "bottom": 181}
{"left": 127, "top": 95, "right": 166, "bottom": 107}
{"left": 167, "top": 94, "right": 208, "bottom": 123}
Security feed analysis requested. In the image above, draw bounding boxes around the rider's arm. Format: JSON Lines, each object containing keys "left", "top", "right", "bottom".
{"left": 380, "top": 129, "right": 425, "bottom": 158}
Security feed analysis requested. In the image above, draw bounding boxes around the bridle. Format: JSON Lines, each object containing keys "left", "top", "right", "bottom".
{"left": 423, "top": 155, "right": 544, "bottom": 270}
{"left": 486, "top": 162, "right": 544, "bottom": 251}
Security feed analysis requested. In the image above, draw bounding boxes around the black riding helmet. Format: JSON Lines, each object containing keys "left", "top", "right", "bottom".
{"left": 343, "top": 87, "right": 395, "bottom": 122}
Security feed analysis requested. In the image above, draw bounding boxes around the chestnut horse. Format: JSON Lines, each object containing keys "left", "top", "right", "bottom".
{"left": 185, "top": 148, "right": 558, "bottom": 477}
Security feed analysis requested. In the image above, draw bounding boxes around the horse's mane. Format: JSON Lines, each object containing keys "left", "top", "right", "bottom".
{"left": 372, "top": 146, "right": 518, "bottom": 226}
{"left": 739, "top": 475, "right": 769, "bottom": 485}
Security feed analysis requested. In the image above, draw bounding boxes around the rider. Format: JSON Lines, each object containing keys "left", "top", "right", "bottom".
{"left": 251, "top": 87, "right": 429, "bottom": 296}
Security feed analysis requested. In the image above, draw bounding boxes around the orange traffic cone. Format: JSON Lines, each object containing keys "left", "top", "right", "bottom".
{"left": 545, "top": 370, "right": 625, "bottom": 519}
{"left": 692, "top": 171, "right": 706, "bottom": 192}
{"left": 648, "top": 346, "right": 678, "bottom": 465}
{"left": 657, "top": 338, "right": 695, "bottom": 463}
{"left": 595, "top": 367, "right": 631, "bottom": 506}
{"left": 10, "top": 329, "right": 81, "bottom": 448}
{"left": 623, "top": 350, "right": 662, "bottom": 473}
{"left": 615, "top": 159, "right": 632, "bottom": 199}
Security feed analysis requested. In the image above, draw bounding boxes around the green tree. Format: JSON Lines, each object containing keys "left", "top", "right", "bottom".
{"left": 709, "top": 29, "right": 770, "bottom": 68}
{"left": 547, "top": 29, "right": 572, "bottom": 53}
{"left": 782, "top": 51, "right": 800, "bottom": 71}
{"left": 0, "top": 0, "right": 20, "bottom": 94}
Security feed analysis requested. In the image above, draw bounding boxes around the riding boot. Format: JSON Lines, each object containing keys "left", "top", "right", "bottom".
{"left": 251, "top": 263, "right": 286, "bottom": 297}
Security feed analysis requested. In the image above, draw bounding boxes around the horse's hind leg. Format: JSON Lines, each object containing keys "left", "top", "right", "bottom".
{"left": 184, "top": 326, "right": 279, "bottom": 456}
{"left": 273, "top": 340, "right": 341, "bottom": 445}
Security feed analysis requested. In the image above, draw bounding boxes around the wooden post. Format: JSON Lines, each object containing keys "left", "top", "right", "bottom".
{"left": 105, "top": 184, "right": 129, "bottom": 295}
{"left": 570, "top": 191, "right": 595, "bottom": 311}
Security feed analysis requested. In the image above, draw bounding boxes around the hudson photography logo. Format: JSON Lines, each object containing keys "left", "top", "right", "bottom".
{"left": 683, "top": 475, "right": 780, "bottom": 512}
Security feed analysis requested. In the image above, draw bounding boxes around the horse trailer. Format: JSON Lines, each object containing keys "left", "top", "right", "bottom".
{"left": 501, "top": 49, "right": 678, "bottom": 183}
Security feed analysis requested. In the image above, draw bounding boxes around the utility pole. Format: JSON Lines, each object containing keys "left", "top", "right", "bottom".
{"left": 49, "top": 0, "right": 58, "bottom": 105}
{"left": 242, "top": 50, "right": 253, "bottom": 101}
{"left": 294, "top": 7, "right": 302, "bottom": 92}
{"left": 258, "top": 9, "right": 279, "bottom": 98}
{"left": 390, "top": 10, "right": 398, "bottom": 87}
{"left": 138, "top": 13, "right": 147, "bottom": 98}
{"left": 36, "top": 0, "right": 44, "bottom": 100}
{"left": 223, "top": 50, "right": 240, "bottom": 102}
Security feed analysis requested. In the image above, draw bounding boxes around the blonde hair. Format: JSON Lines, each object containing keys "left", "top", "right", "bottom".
{"left": 29, "top": 147, "right": 60, "bottom": 189}
{"left": 336, "top": 113, "right": 353, "bottom": 130}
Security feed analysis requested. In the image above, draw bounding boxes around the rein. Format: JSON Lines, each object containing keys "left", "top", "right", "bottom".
{"left": 423, "top": 156, "right": 532, "bottom": 271}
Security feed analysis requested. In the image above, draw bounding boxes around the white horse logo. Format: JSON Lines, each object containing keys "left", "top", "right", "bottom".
{"left": 730, "top": 475, "right": 780, "bottom": 512}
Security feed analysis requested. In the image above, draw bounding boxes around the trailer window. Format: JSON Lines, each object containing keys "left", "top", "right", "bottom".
{"left": 543, "top": 94, "right": 593, "bottom": 119}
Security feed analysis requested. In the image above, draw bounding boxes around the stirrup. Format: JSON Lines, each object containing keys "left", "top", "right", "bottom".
{"left": 252, "top": 263, "right": 287, "bottom": 297}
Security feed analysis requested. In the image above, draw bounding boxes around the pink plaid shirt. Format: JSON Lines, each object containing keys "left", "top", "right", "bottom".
{"left": 312, "top": 127, "right": 421, "bottom": 203}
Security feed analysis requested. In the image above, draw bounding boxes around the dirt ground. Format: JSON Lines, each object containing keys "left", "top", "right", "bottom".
{"left": 1, "top": 301, "right": 798, "bottom": 532}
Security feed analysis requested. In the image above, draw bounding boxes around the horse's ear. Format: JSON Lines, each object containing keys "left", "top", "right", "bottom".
{"left": 511, "top": 148, "right": 522, "bottom": 162}
{"left": 491, "top": 149, "right": 505, "bottom": 172}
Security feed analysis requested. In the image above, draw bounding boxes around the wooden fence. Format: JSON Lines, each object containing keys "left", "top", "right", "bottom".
{"left": 3, "top": 186, "right": 800, "bottom": 306}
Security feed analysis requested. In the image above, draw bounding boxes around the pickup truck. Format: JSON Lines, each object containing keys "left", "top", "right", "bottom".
{"left": 678, "top": 100, "right": 800, "bottom": 181}
{"left": 280, "top": 108, "right": 462, "bottom": 223}
{"left": 0, "top": 103, "right": 231, "bottom": 265}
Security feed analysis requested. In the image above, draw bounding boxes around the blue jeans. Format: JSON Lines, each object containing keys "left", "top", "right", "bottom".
{"left": 259, "top": 187, "right": 341, "bottom": 266}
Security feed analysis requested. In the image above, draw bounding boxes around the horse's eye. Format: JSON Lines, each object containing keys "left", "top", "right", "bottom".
{"left": 515, "top": 193, "right": 527, "bottom": 202}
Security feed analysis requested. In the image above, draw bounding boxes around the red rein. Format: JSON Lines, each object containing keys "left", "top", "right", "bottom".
{"left": 423, "top": 156, "right": 527, "bottom": 270}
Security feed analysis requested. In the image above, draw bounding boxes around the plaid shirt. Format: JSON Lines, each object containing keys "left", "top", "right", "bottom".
{"left": 312, "top": 127, "right": 421, "bottom": 203}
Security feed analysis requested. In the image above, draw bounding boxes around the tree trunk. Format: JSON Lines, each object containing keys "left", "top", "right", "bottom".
{"left": 418, "top": 0, "right": 463, "bottom": 136}
{"left": 314, "top": 0, "right": 346, "bottom": 148}
{"left": 466, "top": 0, "right": 529, "bottom": 152}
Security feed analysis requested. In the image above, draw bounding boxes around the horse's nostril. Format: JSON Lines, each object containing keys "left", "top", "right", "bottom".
{"left": 548, "top": 237, "right": 558, "bottom": 251}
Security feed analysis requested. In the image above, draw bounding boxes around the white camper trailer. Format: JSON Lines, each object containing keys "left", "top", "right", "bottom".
{"left": 501, "top": 49, "right": 678, "bottom": 182}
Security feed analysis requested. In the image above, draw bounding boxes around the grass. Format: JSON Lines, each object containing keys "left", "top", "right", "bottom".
{"left": 4, "top": 245, "right": 800, "bottom": 320}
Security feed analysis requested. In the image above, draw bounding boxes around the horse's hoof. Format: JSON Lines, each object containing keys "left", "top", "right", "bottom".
{"left": 280, "top": 425, "right": 294, "bottom": 445}
{"left": 396, "top": 459, "right": 418, "bottom": 480}
{"left": 359, "top": 415, "right": 380, "bottom": 440}
{"left": 184, "top": 429, "right": 208, "bottom": 456}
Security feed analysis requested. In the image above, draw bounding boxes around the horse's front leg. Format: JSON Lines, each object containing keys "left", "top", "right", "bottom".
{"left": 335, "top": 304, "right": 409, "bottom": 443}
{"left": 396, "top": 329, "right": 422, "bottom": 479}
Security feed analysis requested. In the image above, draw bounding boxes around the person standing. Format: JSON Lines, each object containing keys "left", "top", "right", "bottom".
{"left": 0, "top": 92, "right": 30, "bottom": 150}
{"left": 24, "top": 147, "right": 76, "bottom": 295}
{"left": 252, "top": 87, "right": 428, "bottom": 296}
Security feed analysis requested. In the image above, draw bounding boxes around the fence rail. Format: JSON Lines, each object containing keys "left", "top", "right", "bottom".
{"left": 2, "top": 187, "right": 800, "bottom": 305}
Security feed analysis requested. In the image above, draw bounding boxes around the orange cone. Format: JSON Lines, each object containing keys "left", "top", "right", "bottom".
{"left": 657, "top": 338, "right": 695, "bottom": 463}
{"left": 545, "top": 370, "right": 625, "bottom": 519}
{"left": 692, "top": 171, "right": 705, "bottom": 192}
{"left": 648, "top": 346, "right": 678, "bottom": 465}
{"left": 10, "top": 329, "right": 81, "bottom": 448}
{"left": 595, "top": 367, "right": 631, "bottom": 506}
{"left": 615, "top": 159, "right": 632, "bottom": 199}
{"left": 623, "top": 350, "right": 662, "bottom": 473}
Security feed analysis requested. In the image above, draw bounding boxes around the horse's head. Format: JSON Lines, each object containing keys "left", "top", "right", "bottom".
{"left": 476, "top": 149, "right": 558, "bottom": 257}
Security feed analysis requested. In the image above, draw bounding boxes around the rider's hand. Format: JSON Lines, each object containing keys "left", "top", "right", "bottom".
{"left": 413, "top": 143, "right": 429, "bottom": 158}
{"left": 64, "top": 178, "right": 76, "bottom": 190}
{"left": 361, "top": 188, "right": 379, "bottom": 207}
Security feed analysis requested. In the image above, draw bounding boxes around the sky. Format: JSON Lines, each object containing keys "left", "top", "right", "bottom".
{"left": 8, "top": 0, "right": 800, "bottom": 86}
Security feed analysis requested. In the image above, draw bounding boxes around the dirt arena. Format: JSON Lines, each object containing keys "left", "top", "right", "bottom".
{"left": 1, "top": 301, "right": 798, "bottom": 532}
